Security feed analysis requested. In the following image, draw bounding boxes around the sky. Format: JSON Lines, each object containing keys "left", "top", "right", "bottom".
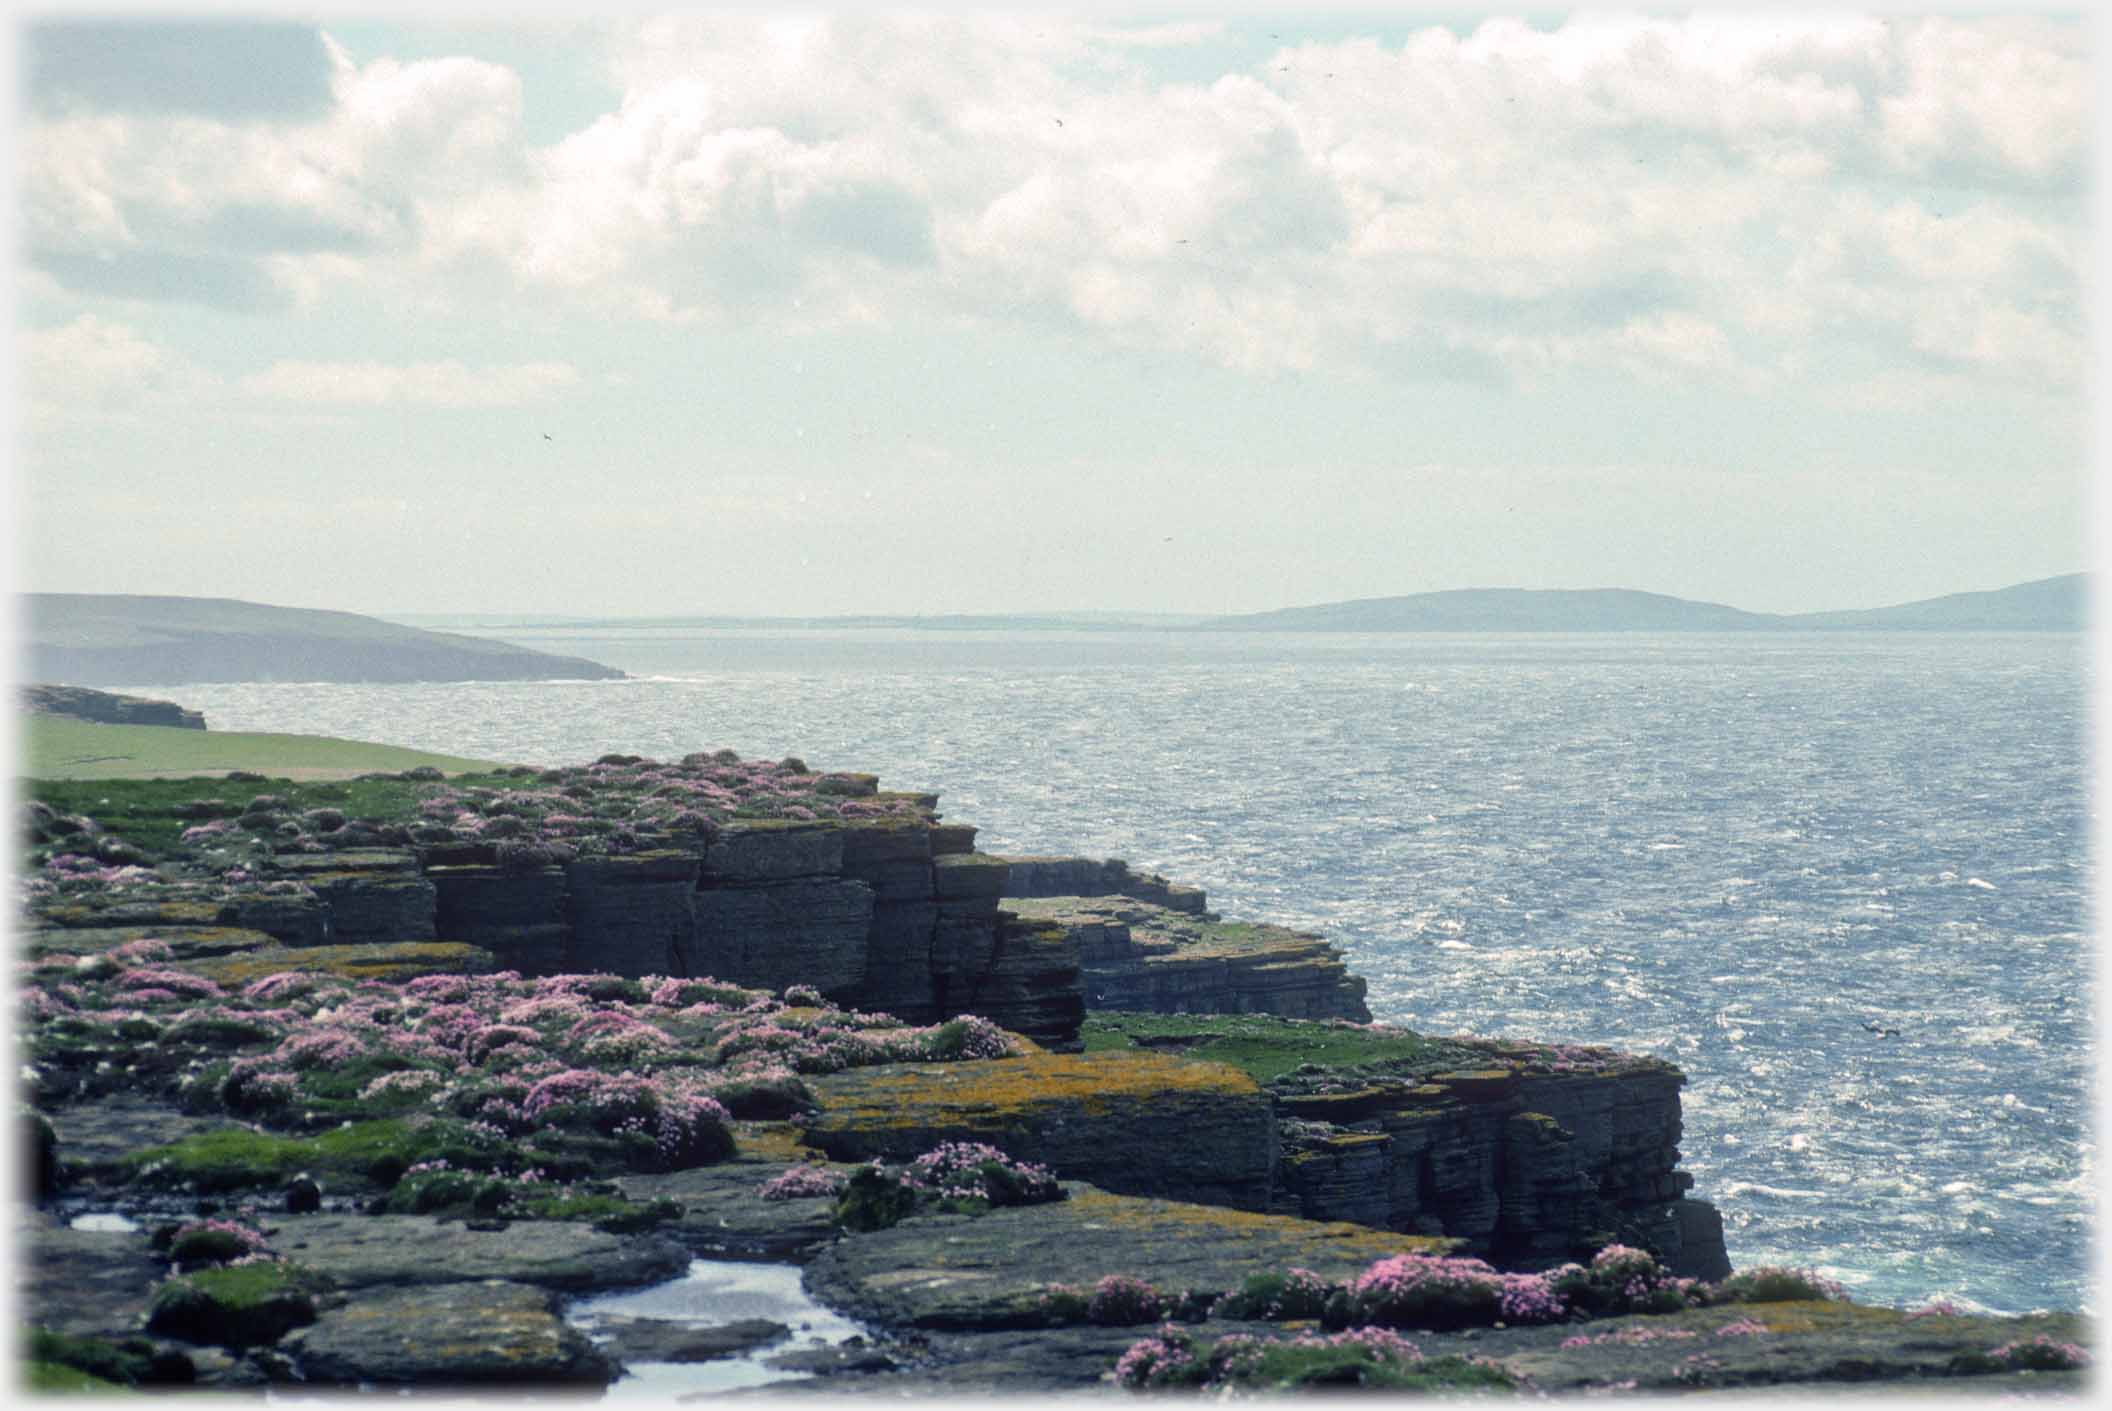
{"left": 11, "top": 6, "right": 2097, "bottom": 619}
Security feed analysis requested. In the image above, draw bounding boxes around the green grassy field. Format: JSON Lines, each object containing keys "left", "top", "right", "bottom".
{"left": 19, "top": 714, "right": 503, "bottom": 781}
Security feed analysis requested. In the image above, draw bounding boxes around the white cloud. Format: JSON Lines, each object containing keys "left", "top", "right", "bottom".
{"left": 21, "top": 34, "right": 525, "bottom": 308}
{"left": 17, "top": 13, "right": 2088, "bottom": 390}
{"left": 237, "top": 359, "right": 579, "bottom": 408}
{"left": 19, "top": 314, "right": 218, "bottom": 414}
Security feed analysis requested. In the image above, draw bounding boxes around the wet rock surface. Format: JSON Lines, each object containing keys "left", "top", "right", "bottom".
{"left": 264, "top": 1213, "right": 691, "bottom": 1292}
{"left": 16, "top": 1210, "right": 171, "bottom": 1340}
{"left": 283, "top": 1280, "right": 617, "bottom": 1386}
{"left": 611, "top": 1124, "right": 848, "bottom": 1261}
{"left": 591, "top": 1314, "right": 791, "bottom": 1363}
{"left": 802, "top": 1185, "right": 1455, "bottom": 1331}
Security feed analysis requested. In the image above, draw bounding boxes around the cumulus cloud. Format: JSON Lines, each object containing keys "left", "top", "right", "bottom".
{"left": 18, "top": 13, "right": 2087, "bottom": 390}
{"left": 21, "top": 30, "right": 523, "bottom": 310}
{"left": 20, "top": 314, "right": 219, "bottom": 415}
{"left": 236, "top": 359, "right": 580, "bottom": 408}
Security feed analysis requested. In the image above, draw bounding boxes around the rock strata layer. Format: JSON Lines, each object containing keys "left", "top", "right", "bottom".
{"left": 1006, "top": 895, "right": 1371, "bottom": 1022}
{"left": 995, "top": 854, "right": 1210, "bottom": 914}
{"left": 800, "top": 1053, "right": 1278, "bottom": 1212}
{"left": 1267, "top": 1040, "right": 1731, "bottom": 1280}
{"left": 804, "top": 1184, "right": 1455, "bottom": 1331}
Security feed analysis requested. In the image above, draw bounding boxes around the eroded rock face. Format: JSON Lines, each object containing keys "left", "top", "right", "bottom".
{"left": 1270, "top": 1044, "right": 1732, "bottom": 1281}
{"left": 996, "top": 855, "right": 1209, "bottom": 915}
{"left": 1006, "top": 896, "right": 1371, "bottom": 1023}
{"left": 565, "top": 851, "right": 700, "bottom": 978}
{"left": 689, "top": 879, "right": 874, "bottom": 994}
{"left": 800, "top": 1052, "right": 1278, "bottom": 1212}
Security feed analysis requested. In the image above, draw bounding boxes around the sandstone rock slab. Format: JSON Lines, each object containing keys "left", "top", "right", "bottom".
{"left": 284, "top": 1280, "right": 616, "bottom": 1386}
{"left": 801, "top": 1052, "right": 1276, "bottom": 1211}
{"left": 803, "top": 1185, "right": 1454, "bottom": 1331}
{"left": 265, "top": 1214, "right": 689, "bottom": 1293}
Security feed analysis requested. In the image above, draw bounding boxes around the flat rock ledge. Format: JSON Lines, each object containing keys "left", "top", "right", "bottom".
{"left": 1007, "top": 895, "right": 1372, "bottom": 1022}
{"left": 800, "top": 1051, "right": 1277, "bottom": 1211}
{"left": 266, "top": 1213, "right": 690, "bottom": 1292}
{"left": 804, "top": 1184, "right": 1455, "bottom": 1331}
{"left": 283, "top": 1281, "right": 615, "bottom": 1387}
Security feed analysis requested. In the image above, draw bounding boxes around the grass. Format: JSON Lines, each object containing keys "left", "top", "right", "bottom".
{"left": 22, "top": 714, "right": 503, "bottom": 782}
{"left": 1079, "top": 1013, "right": 1445, "bottom": 1085}
{"left": 26, "top": 764, "right": 528, "bottom": 857}
{"left": 121, "top": 1117, "right": 530, "bottom": 1193}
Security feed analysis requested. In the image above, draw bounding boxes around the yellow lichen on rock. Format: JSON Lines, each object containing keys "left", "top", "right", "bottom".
{"left": 184, "top": 942, "right": 495, "bottom": 987}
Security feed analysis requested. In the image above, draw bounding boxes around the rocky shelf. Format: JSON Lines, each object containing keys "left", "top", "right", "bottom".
{"left": 1004, "top": 894, "right": 1371, "bottom": 1022}
{"left": 17, "top": 750, "right": 2093, "bottom": 1396}
{"left": 25, "top": 684, "right": 207, "bottom": 730}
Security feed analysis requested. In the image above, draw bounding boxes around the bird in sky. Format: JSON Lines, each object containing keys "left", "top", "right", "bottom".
{"left": 542, "top": 433, "right": 553, "bottom": 442}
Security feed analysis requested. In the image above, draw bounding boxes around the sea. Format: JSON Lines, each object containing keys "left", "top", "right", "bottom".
{"left": 131, "top": 627, "right": 2096, "bottom": 1317}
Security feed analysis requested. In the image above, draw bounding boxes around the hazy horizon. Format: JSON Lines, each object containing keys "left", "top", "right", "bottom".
{"left": 16, "top": 10, "right": 2093, "bottom": 620}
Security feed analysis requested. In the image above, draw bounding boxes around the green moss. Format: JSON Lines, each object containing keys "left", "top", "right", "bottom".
{"left": 20, "top": 1327, "right": 160, "bottom": 1388}
{"left": 145, "top": 1261, "right": 330, "bottom": 1348}
{"left": 124, "top": 1117, "right": 507, "bottom": 1192}
{"left": 27, "top": 771, "right": 505, "bottom": 857}
{"left": 832, "top": 1165, "right": 920, "bottom": 1232}
{"left": 1079, "top": 1013, "right": 1443, "bottom": 1084}
{"left": 514, "top": 1192, "right": 684, "bottom": 1233}
{"left": 24, "top": 1360, "right": 129, "bottom": 1393}
{"left": 160, "top": 1014, "right": 283, "bottom": 1048}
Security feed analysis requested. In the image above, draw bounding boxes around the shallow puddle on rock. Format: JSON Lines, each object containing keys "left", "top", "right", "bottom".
{"left": 68, "top": 1212, "right": 142, "bottom": 1233}
{"left": 568, "top": 1258, "right": 868, "bottom": 1397}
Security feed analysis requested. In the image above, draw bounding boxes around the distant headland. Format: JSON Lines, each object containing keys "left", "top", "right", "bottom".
{"left": 23, "top": 594, "right": 628, "bottom": 686}
{"left": 394, "top": 572, "right": 2088, "bottom": 635}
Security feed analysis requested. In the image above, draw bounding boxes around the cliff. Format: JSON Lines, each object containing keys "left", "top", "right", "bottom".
{"left": 1004, "top": 894, "right": 1371, "bottom": 1022}
{"left": 24, "top": 685, "right": 206, "bottom": 730}
{"left": 22, "top": 752, "right": 1723, "bottom": 1274}
{"left": 1264, "top": 1038, "right": 1729, "bottom": 1280}
{"left": 24, "top": 594, "right": 625, "bottom": 684}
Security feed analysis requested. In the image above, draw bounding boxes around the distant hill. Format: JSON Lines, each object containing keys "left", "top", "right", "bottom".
{"left": 1781, "top": 574, "right": 2088, "bottom": 630}
{"left": 1205, "top": 588, "right": 1773, "bottom": 633}
{"left": 25, "top": 595, "right": 627, "bottom": 685}
{"left": 394, "top": 611, "right": 1221, "bottom": 632}
{"left": 1204, "top": 575, "right": 2088, "bottom": 633}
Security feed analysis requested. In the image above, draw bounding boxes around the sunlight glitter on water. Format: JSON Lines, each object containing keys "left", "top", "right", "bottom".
{"left": 148, "top": 628, "right": 2093, "bottom": 1315}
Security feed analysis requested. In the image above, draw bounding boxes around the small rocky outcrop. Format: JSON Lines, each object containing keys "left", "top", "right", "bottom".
{"left": 590, "top": 1315, "right": 790, "bottom": 1364}
{"left": 800, "top": 1052, "right": 1278, "bottom": 1212}
{"left": 25, "top": 684, "right": 206, "bottom": 730}
{"left": 282, "top": 1281, "right": 617, "bottom": 1386}
{"left": 1269, "top": 1039, "right": 1731, "bottom": 1280}
{"left": 996, "top": 855, "right": 1210, "bottom": 914}
{"left": 1007, "top": 895, "right": 1371, "bottom": 1022}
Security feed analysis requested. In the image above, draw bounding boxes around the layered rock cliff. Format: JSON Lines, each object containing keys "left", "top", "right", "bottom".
{"left": 1265, "top": 1040, "right": 1730, "bottom": 1281}
{"left": 1003, "top": 894, "right": 1371, "bottom": 1022}
{"left": 24, "top": 684, "right": 206, "bottom": 730}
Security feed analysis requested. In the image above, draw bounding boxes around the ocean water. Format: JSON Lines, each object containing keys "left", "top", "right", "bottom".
{"left": 137, "top": 628, "right": 2094, "bottom": 1316}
